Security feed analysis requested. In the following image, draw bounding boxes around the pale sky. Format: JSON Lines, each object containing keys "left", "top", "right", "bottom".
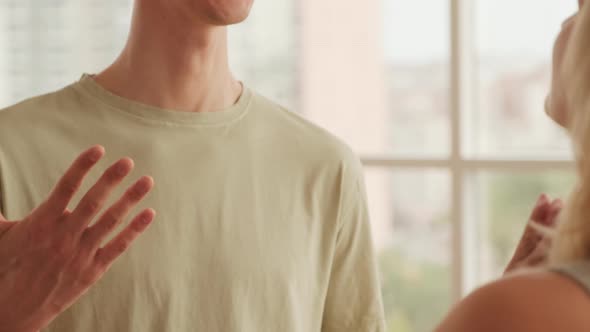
{"left": 384, "top": 0, "right": 578, "bottom": 63}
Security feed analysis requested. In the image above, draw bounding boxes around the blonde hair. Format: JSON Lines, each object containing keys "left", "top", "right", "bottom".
{"left": 549, "top": 3, "right": 590, "bottom": 263}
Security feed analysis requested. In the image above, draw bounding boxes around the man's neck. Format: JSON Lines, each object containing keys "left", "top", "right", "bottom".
{"left": 94, "top": 2, "right": 242, "bottom": 113}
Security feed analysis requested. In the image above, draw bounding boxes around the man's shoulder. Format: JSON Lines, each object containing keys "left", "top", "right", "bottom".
{"left": 250, "top": 91, "right": 361, "bottom": 171}
{"left": 0, "top": 87, "right": 73, "bottom": 126}
{"left": 0, "top": 86, "right": 83, "bottom": 160}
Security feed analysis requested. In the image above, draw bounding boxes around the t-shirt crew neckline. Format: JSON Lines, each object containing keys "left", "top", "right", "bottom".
{"left": 74, "top": 73, "right": 253, "bottom": 127}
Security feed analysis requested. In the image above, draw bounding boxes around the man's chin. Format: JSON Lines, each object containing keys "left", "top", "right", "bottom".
{"left": 209, "top": 12, "right": 251, "bottom": 26}
{"left": 200, "top": 4, "right": 253, "bottom": 27}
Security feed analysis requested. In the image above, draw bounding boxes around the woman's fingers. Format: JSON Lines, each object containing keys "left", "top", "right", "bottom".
{"left": 530, "top": 194, "right": 551, "bottom": 222}
{"left": 544, "top": 199, "right": 564, "bottom": 226}
{"left": 505, "top": 195, "right": 558, "bottom": 274}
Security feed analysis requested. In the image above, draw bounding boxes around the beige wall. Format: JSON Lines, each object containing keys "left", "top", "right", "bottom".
{"left": 300, "top": 0, "right": 392, "bottom": 249}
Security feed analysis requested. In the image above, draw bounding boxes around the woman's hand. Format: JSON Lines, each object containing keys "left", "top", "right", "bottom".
{"left": 504, "top": 194, "right": 562, "bottom": 274}
{"left": 0, "top": 146, "right": 155, "bottom": 332}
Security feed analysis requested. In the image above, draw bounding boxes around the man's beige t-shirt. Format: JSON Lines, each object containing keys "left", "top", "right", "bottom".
{"left": 0, "top": 75, "right": 385, "bottom": 332}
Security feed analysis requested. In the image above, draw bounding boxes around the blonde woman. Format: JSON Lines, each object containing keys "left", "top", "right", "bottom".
{"left": 437, "top": 0, "right": 590, "bottom": 331}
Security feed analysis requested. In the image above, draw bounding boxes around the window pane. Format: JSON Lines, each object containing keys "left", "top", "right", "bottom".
{"left": 473, "top": 0, "right": 576, "bottom": 158}
{"left": 0, "top": 0, "right": 300, "bottom": 112}
{"left": 384, "top": 0, "right": 450, "bottom": 157}
{"left": 0, "top": 1, "right": 132, "bottom": 106}
{"left": 474, "top": 170, "right": 575, "bottom": 283}
{"left": 366, "top": 168, "right": 451, "bottom": 332}
{"left": 228, "top": 0, "right": 299, "bottom": 111}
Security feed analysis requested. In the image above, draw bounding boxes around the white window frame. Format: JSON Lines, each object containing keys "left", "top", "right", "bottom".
{"left": 361, "top": 0, "right": 574, "bottom": 302}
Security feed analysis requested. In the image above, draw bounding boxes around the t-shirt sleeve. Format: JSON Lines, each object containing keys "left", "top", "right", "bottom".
{"left": 322, "top": 161, "right": 386, "bottom": 332}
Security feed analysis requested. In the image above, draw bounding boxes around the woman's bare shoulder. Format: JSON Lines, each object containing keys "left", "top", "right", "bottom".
{"left": 435, "top": 270, "right": 590, "bottom": 332}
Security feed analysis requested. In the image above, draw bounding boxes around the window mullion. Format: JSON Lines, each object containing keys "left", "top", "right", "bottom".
{"left": 450, "top": 0, "right": 475, "bottom": 302}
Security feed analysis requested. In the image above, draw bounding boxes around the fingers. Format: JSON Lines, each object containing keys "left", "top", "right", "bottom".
{"left": 505, "top": 195, "right": 563, "bottom": 274}
{"left": 40, "top": 146, "right": 105, "bottom": 219}
{"left": 542, "top": 199, "right": 564, "bottom": 227}
{"left": 82, "top": 176, "right": 154, "bottom": 249}
{"left": 67, "top": 158, "right": 134, "bottom": 231}
{"left": 94, "top": 208, "right": 155, "bottom": 267}
{"left": 524, "top": 238, "right": 551, "bottom": 267}
{"left": 514, "top": 195, "right": 555, "bottom": 259}
{"left": 530, "top": 194, "right": 551, "bottom": 222}
{"left": 0, "top": 212, "right": 10, "bottom": 237}
{"left": 516, "top": 197, "right": 562, "bottom": 265}
{"left": 0, "top": 220, "right": 15, "bottom": 239}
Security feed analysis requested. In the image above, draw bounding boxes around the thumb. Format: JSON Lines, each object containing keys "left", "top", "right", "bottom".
{"left": 0, "top": 211, "right": 14, "bottom": 237}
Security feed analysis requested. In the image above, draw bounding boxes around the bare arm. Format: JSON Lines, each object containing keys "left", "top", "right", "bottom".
{"left": 0, "top": 145, "right": 155, "bottom": 332}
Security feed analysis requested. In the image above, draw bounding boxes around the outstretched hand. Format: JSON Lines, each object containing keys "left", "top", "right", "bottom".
{"left": 0, "top": 145, "right": 155, "bottom": 332}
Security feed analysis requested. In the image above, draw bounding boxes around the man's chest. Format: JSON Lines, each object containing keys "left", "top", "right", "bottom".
{"left": 2, "top": 138, "right": 339, "bottom": 286}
